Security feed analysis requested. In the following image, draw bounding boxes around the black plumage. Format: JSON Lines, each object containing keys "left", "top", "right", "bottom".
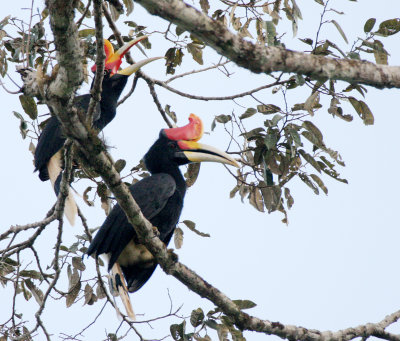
{"left": 86, "top": 114, "right": 238, "bottom": 319}
{"left": 34, "top": 72, "right": 129, "bottom": 183}
{"left": 87, "top": 132, "right": 187, "bottom": 292}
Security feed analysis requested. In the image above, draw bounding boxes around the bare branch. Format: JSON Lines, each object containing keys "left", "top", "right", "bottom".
{"left": 144, "top": 77, "right": 173, "bottom": 128}
{"left": 86, "top": 0, "right": 105, "bottom": 126}
{"left": 152, "top": 76, "right": 289, "bottom": 101}
{"left": 164, "top": 60, "right": 230, "bottom": 84}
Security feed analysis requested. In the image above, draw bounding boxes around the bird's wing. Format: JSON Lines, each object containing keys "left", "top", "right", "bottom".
{"left": 34, "top": 94, "right": 92, "bottom": 181}
{"left": 87, "top": 173, "right": 176, "bottom": 269}
{"left": 34, "top": 116, "right": 65, "bottom": 181}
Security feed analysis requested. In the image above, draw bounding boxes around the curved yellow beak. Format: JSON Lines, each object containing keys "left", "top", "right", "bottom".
{"left": 178, "top": 141, "right": 239, "bottom": 168}
{"left": 118, "top": 56, "right": 165, "bottom": 76}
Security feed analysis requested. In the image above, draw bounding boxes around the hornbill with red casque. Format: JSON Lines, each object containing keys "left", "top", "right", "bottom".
{"left": 86, "top": 114, "right": 238, "bottom": 319}
{"left": 34, "top": 37, "right": 162, "bottom": 225}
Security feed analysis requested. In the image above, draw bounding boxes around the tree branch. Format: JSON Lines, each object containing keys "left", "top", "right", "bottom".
{"left": 86, "top": 0, "right": 105, "bottom": 126}
{"left": 134, "top": 0, "right": 400, "bottom": 89}
{"left": 38, "top": 2, "right": 400, "bottom": 340}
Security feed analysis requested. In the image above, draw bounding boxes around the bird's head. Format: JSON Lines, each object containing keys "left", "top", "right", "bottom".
{"left": 145, "top": 114, "right": 239, "bottom": 173}
{"left": 91, "top": 36, "right": 163, "bottom": 78}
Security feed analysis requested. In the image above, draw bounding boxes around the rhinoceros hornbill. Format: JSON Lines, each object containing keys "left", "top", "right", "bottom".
{"left": 34, "top": 37, "right": 162, "bottom": 225}
{"left": 87, "top": 114, "right": 238, "bottom": 319}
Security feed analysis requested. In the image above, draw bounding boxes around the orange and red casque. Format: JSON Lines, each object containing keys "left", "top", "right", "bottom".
{"left": 164, "top": 114, "right": 204, "bottom": 142}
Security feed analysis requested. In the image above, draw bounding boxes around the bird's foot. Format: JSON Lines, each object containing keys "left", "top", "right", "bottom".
{"left": 167, "top": 248, "right": 179, "bottom": 263}
{"left": 152, "top": 226, "right": 160, "bottom": 237}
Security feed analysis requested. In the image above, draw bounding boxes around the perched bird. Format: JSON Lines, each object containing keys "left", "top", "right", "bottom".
{"left": 87, "top": 114, "right": 239, "bottom": 320}
{"left": 34, "top": 37, "right": 162, "bottom": 225}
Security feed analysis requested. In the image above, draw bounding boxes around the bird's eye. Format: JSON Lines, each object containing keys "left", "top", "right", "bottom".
{"left": 168, "top": 142, "right": 176, "bottom": 150}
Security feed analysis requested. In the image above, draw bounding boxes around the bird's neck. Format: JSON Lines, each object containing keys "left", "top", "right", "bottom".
{"left": 151, "top": 164, "right": 187, "bottom": 198}
{"left": 169, "top": 166, "right": 187, "bottom": 198}
{"left": 93, "top": 76, "right": 128, "bottom": 130}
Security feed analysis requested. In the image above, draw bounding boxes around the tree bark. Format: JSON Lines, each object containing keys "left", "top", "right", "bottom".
{"left": 134, "top": 0, "right": 400, "bottom": 89}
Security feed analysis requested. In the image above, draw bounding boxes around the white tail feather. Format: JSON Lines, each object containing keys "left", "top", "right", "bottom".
{"left": 47, "top": 151, "right": 78, "bottom": 226}
{"left": 110, "top": 263, "right": 136, "bottom": 320}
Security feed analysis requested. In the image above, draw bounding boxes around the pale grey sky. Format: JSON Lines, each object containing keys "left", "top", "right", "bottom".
{"left": 1, "top": 1, "right": 400, "bottom": 340}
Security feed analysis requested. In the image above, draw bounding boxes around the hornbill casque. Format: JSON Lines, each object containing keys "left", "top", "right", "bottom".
{"left": 34, "top": 37, "right": 162, "bottom": 225}
{"left": 86, "top": 114, "right": 239, "bottom": 320}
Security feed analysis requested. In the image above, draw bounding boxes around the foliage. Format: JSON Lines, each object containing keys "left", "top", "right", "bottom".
{"left": 1, "top": 0, "right": 399, "bottom": 340}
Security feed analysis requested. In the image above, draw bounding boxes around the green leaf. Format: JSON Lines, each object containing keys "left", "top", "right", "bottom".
{"left": 24, "top": 279, "right": 44, "bottom": 306}
{"left": 211, "top": 118, "right": 216, "bottom": 131}
{"left": 21, "top": 281, "right": 32, "bottom": 301}
{"left": 310, "top": 174, "right": 328, "bottom": 195}
{"left": 233, "top": 299, "right": 257, "bottom": 310}
{"left": 122, "top": 0, "right": 134, "bottom": 15}
{"left": 182, "top": 219, "right": 210, "bottom": 238}
{"left": 83, "top": 186, "right": 94, "bottom": 207}
{"left": 259, "top": 183, "right": 281, "bottom": 213}
{"left": 264, "top": 133, "right": 278, "bottom": 149}
{"left": 19, "top": 270, "right": 42, "bottom": 280}
{"left": 331, "top": 20, "right": 348, "bottom": 43}
{"left": 170, "top": 321, "right": 186, "bottom": 341}
{"left": 375, "top": 18, "right": 400, "bottom": 37}
{"left": 271, "top": 114, "right": 283, "bottom": 126}
{"left": 295, "top": 74, "right": 306, "bottom": 85}
{"left": 84, "top": 283, "right": 96, "bottom": 305}
{"left": 299, "top": 38, "right": 313, "bottom": 46}
{"left": 72, "top": 256, "right": 86, "bottom": 271}
{"left": 299, "top": 173, "right": 319, "bottom": 195}
{"left": 96, "top": 283, "right": 106, "bottom": 299}
{"left": 13, "top": 111, "right": 28, "bottom": 139}
{"left": 187, "top": 43, "right": 204, "bottom": 65}
{"left": 372, "top": 40, "right": 388, "bottom": 65}
{"left": 314, "top": 0, "right": 324, "bottom": 5}
{"left": 302, "top": 121, "right": 324, "bottom": 147}
{"left": 66, "top": 279, "right": 81, "bottom": 308}
{"left": 257, "top": 104, "right": 280, "bottom": 114}
{"left": 284, "top": 187, "right": 294, "bottom": 209}
{"left": 288, "top": 128, "right": 303, "bottom": 147}
{"left": 304, "top": 91, "right": 320, "bottom": 116}
{"left": 174, "top": 227, "right": 184, "bottom": 249}
{"left": 114, "top": 159, "right": 126, "bottom": 173}
{"left": 184, "top": 163, "right": 200, "bottom": 188}
{"left": 298, "top": 149, "right": 321, "bottom": 173}
{"left": 249, "top": 187, "right": 264, "bottom": 212}
{"left": 240, "top": 107, "right": 257, "bottom": 120}
{"left": 165, "top": 104, "right": 177, "bottom": 123}
{"left": 348, "top": 97, "right": 374, "bottom": 125}
{"left": 190, "top": 308, "right": 205, "bottom": 327}
{"left": 241, "top": 127, "right": 264, "bottom": 140}
{"left": 215, "top": 114, "right": 231, "bottom": 124}
{"left": 364, "top": 18, "right": 376, "bottom": 33}
{"left": 176, "top": 26, "right": 185, "bottom": 36}
{"left": 264, "top": 21, "right": 277, "bottom": 45}
{"left": 19, "top": 95, "right": 37, "bottom": 120}
{"left": 229, "top": 185, "right": 239, "bottom": 199}
{"left": 0, "top": 15, "right": 10, "bottom": 30}
{"left": 78, "top": 29, "right": 95, "bottom": 38}
{"left": 165, "top": 48, "right": 184, "bottom": 75}
{"left": 200, "top": 0, "right": 210, "bottom": 14}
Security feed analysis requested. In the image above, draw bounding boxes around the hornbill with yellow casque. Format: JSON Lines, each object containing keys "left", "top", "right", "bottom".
{"left": 86, "top": 114, "right": 239, "bottom": 319}
{"left": 34, "top": 37, "right": 162, "bottom": 225}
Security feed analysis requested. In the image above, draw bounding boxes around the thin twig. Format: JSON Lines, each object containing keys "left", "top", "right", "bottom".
{"left": 164, "top": 61, "right": 231, "bottom": 84}
{"left": 86, "top": 0, "right": 105, "bottom": 126}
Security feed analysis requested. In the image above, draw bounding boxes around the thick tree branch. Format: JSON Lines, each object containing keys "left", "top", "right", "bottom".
{"left": 39, "top": 2, "right": 400, "bottom": 340}
{"left": 134, "top": 0, "right": 400, "bottom": 89}
{"left": 87, "top": 0, "right": 105, "bottom": 125}
{"left": 45, "top": 0, "right": 83, "bottom": 96}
